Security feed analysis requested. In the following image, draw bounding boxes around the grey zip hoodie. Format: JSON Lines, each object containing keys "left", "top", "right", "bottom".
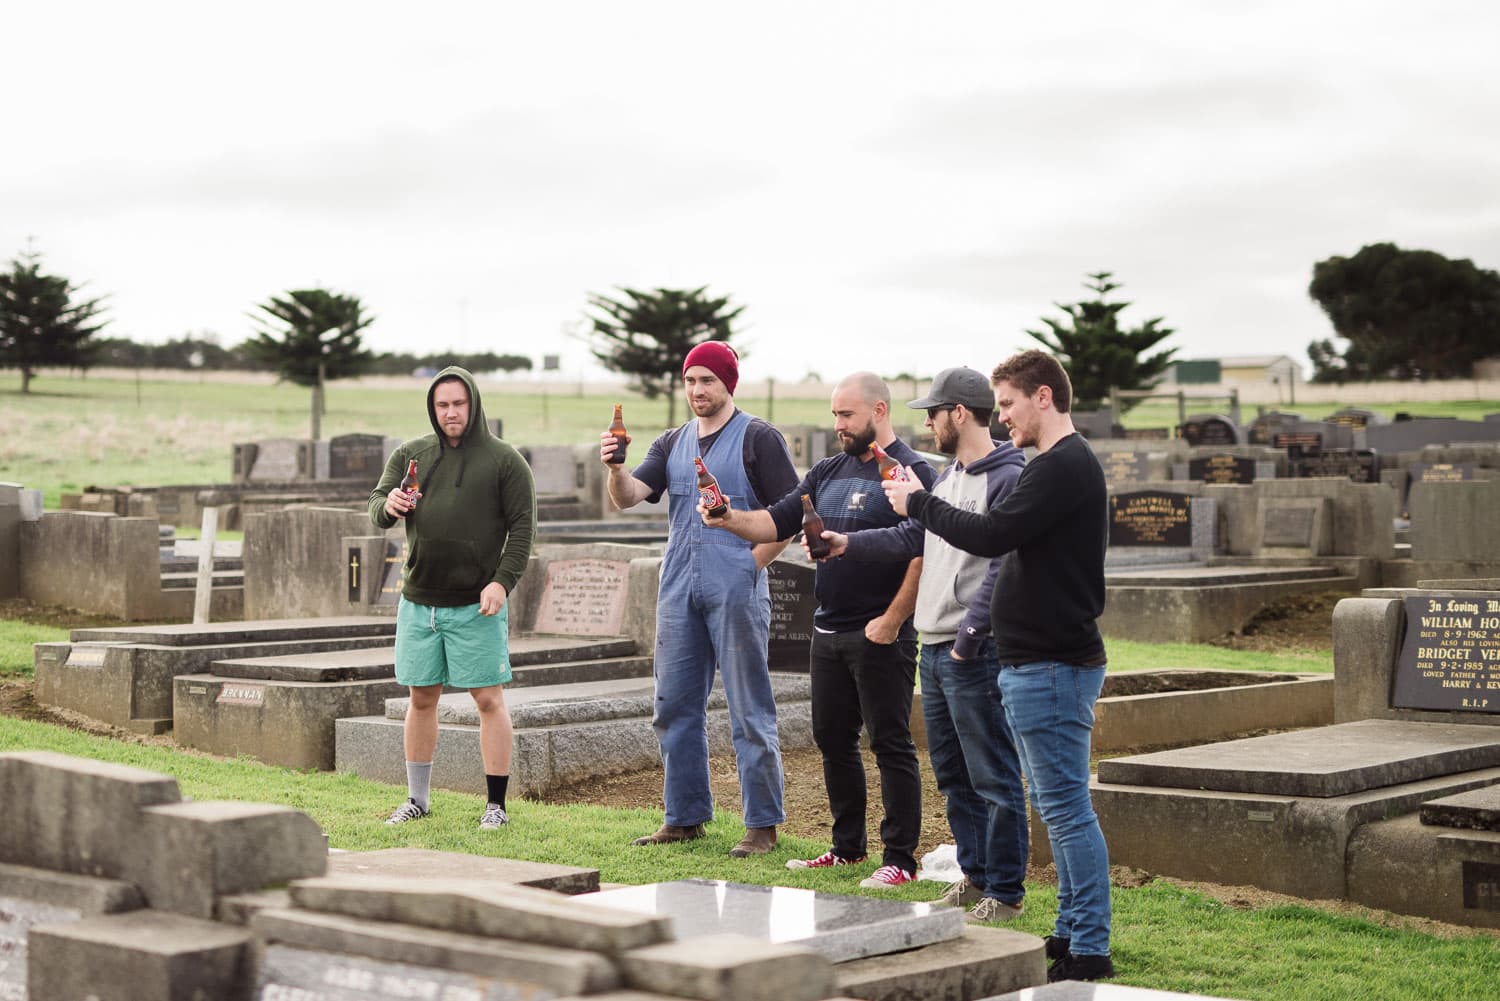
{"left": 844, "top": 441, "right": 1025, "bottom": 658}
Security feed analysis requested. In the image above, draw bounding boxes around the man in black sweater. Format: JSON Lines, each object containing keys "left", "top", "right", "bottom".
{"left": 881, "top": 349, "right": 1114, "bottom": 984}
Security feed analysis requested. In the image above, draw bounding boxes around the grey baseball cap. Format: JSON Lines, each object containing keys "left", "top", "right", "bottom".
{"left": 908, "top": 367, "right": 994, "bottom": 411}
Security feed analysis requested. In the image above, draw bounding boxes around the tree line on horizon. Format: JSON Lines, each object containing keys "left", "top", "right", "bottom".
{"left": 5, "top": 241, "right": 1499, "bottom": 415}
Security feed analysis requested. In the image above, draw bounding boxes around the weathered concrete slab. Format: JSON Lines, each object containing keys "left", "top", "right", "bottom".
{"left": 1347, "top": 812, "right": 1500, "bottom": 928}
{"left": 0, "top": 861, "right": 143, "bottom": 914}
{"left": 1104, "top": 564, "right": 1340, "bottom": 586}
{"left": 69, "top": 616, "right": 395, "bottom": 646}
{"left": 290, "top": 875, "right": 669, "bottom": 954}
{"left": 578, "top": 879, "right": 963, "bottom": 964}
{"left": 1090, "top": 672, "right": 1332, "bottom": 754}
{"left": 252, "top": 910, "right": 621, "bottom": 995}
{"left": 326, "top": 847, "right": 598, "bottom": 894}
{"left": 836, "top": 925, "right": 1044, "bottom": 1001}
{"left": 1101, "top": 571, "right": 1355, "bottom": 643}
{"left": 1096, "top": 720, "right": 1500, "bottom": 797}
{"left": 210, "top": 646, "right": 399, "bottom": 682}
{"left": 174, "top": 673, "right": 407, "bottom": 770}
{"left": 27, "top": 910, "right": 253, "bottom": 1001}
{"left": 619, "top": 932, "right": 833, "bottom": 1001}
{"left": 1421, "top": 784, "right": 1500, "bottom": 831}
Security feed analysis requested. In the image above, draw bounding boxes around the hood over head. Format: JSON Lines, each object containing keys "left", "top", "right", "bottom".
{"left": 425, "top": 366, "right": 491, "bottom": 488}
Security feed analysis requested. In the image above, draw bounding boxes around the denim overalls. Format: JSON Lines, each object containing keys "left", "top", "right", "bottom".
{"left": 652, "top": 411, "right": 785, "bottom": 829}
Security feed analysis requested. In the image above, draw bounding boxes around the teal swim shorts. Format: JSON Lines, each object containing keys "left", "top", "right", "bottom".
{"left": 395, "top": 598, "right": 512, "bottom": 688}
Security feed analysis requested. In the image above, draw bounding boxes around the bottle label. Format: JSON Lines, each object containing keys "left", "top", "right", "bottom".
{"left": 700, "top": 483, "right": 727, "bottom": 510}
{"left": 880, "top": 463, "right": 909, "bottom": 483}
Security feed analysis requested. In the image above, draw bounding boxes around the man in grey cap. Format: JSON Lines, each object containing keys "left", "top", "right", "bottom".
{"left": 817, "top": 366, "right": 1029, "bottom": 921}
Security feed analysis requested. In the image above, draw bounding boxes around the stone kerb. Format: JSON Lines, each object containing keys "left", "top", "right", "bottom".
{"left": 243, "top": 506, "right": 376, "bottom": 619}
{"left": 0, "top": 481, "right": 38, "bottom": 600}
{"left": 18, "top": 510, "right": 161, "bottom": 620}
{"left": 0, "top": 751, "right": 325, "bottom": 919}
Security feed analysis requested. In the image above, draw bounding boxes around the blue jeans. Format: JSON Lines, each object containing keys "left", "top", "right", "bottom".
{"left": 920, "top": 639, "right": 1027, "bottom": 904}
{"left": 999, "top": 661, "right": 1110, "bottom": 957}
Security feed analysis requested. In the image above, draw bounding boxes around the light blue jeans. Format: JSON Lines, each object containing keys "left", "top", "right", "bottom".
{"left": 920, "top": 639, "right": 1027, "bottom": 904}
{"left": 998, "top": 661, "right": 1111, "bottom": 957}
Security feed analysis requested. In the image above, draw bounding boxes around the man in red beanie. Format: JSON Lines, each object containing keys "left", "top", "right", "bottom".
{"left": 599, "top": 340, "right": 798, "bottom": 857}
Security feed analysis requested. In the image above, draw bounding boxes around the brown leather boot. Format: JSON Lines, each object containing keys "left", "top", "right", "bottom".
{"left": 631, "top": 823, "right": 706, "bottom": 846}
{"left": 728, "top": 826, "right": 778, "bottom": 858}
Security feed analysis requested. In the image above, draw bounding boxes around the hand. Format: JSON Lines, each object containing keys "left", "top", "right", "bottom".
{"left": 385, "top": 485, "right": 419, "bottom": 518}
{"left": 950, "top": 650, "right": 968, "bottom": 662}
{"left": 881, "top": 470, "right": 925, "bottom": 516}
{"left": 599, "top": 430, "right": 629, "bottom": 466}
{"left": 805, "top": 530, "right": 847, "bottom": 561}
{"left": 698, "top": 501, "right": 735, "bottom": 529}
{"left": 864, "top": 614, "right": 898, "bottom": 645}
{"left": 479, "top": 581, "right": 507, "bottom": 616}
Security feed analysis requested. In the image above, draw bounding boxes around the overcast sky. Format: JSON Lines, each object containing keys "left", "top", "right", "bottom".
{"left": 5, "top": 1, "right": 1497, "bottom": 384}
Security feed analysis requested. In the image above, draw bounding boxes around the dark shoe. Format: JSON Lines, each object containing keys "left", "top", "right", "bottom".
{"left": 1044, "top": 934, "right": 1071, "bottom": 961}
{"left": 631, "top": 823, "right": 705, "bottom": 846}
{"left": 1047, "top": 953, "right": 1115, "bottom": 983}
{"left": 728, "top": 826, "right": 778, "bottom": 857}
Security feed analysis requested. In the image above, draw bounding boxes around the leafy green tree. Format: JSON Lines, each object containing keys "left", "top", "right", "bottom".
{"left": 1307, "top": 242, "right": 1500, "bottom": 380}
{"left": 244, "top": 288, "right": 375, "bottom": 438}
{"left": 583, "top": 285, "right": 745, "bottom": 426}
{"left": 1026, "top": 272, "right": 1177, "bottom": 412}
{"left": 0, "top": 249, "right": 109, "bottom": 393}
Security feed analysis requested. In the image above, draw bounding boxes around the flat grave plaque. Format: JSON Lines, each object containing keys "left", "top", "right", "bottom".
{"left": 1188, "top": 454, "right": 1256, "bottom": 484}
{"left": 1264, "top": 506, "right": 1317, "bottom": 549}
{"left": 1101, "top": 452, "right": 1150, "bottom": 485}
{"left": 1462, "top": 861, "right": 1500, "bottom": 912}
{"left": 768, "top": 560, "right": 815, "bottom": 670}
{"left": 255, "top": 944, "right": 527, "bottom": 1001}
{"left": 1411, "top": 462, "right": 1475, "bottom": 485}
{"left": 346, "top": 547, "right": 363, "bottom": 603}
{"left": 1120, "top": 427, "right": 1171, "bottom": 440}
{"left": 1327, "top": 408, "right": 1377, "bottom": 429}
{"left": 1274, "top": 431, "right": 1324, "bottom": 453}
{"left": 533, "top": 558, "right": 629, "bottom": 636}
{"left": 1392, "top": 595, "right": 1500, "bottom": 713}
{"left": 575, "top": 878, "right": 963, "bottom": 963}
{"left": 1109, "top": 491, "right": 1192, "bottom": 547}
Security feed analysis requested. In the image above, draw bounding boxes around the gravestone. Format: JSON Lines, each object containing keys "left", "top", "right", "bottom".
{"left": 1327, "top": 407, "right": 1379, "bottom": 429}
{"left": 1177, "top": 414, "right": 1240, "bottom": 446}
{"left": 768, "top": 559, "right": 816, "bottom": 670}
{"left": 1120, "top": 427, "right": 1171, "bottom": 440}
{"left": 1260, "top": 498, "right": 1332, "bottom": 555}
{"left": 1100, "top": 451, "right": 1150, "bottom": 486}
{"left": 522, "top": 444, "right": 584, "bottom": 495}
{"left": 1403, "top": 461, "right": 1476, "bottom": 517}
{"left": 533, "top": 558, "right": 630, "bottom": 636}
{"left": 377, "top": 538, "right": 406, "bottom": 606}
{"left": 1248, "top": 411, "right": 1303, "bottom": 445}
{"left": 1408, "top": 480, "right": 1500, "bottom": 562}
{"left": 1187, "top": 453, "right": 1257, "bottom": 484}
{"left": 1109, "top": 491, "right": 1192, "bottom": 547}
{"left": 246, "top": 439, "right": 313, "bottom": 482}
{"left": 1391, "top": 594, "right": 1500, "bottom": 713}
{"left": 327, "top": 434, "right": 387, "bottom": 481}
{"left": 1287, "top": 448, "right": 1381, "bottom": 483}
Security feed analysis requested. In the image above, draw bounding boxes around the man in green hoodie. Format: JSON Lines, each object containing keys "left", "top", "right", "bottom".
{"left": 369, "top": 367, "right": 537, "bottom": 830}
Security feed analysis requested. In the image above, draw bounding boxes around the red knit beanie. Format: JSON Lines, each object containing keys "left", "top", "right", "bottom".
{"left": 682, "top": 341, "right": 740, "bottom": 395}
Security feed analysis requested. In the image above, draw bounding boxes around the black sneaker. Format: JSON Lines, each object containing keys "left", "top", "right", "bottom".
{"left": 1047, "top": 952, "right": 1115, "bottom": 983}
{"left": 1044, "top": 934, "right": 1071, "bottom": 961}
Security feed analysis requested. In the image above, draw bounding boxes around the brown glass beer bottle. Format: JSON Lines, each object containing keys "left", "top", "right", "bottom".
{"left": 397, "top": 459, "right": 419, "bottom": 518}
{"left": 801, "top": 494, "right": 830, "bottom": 559}
{"left": 607, "top": 403, "right": 628, "bottom": 464}
{"left": 695, "top": 456, "right": 728, "bottom": 517}
{"left": 871, "top": 442, "right": 908, "bottom": 482}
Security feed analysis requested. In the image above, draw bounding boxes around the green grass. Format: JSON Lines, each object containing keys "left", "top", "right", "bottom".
{"left": 1104, "top": 636, "right": 1332, "bottom": 674}
{"left": 1, "top": 712, "right": 1495, "bottom": 1000}
{"left": 0, "top": 620, "right": 64, "bottom": 678}
{"left": 1118, "top": 397, "right": 1500, "bottom": 431}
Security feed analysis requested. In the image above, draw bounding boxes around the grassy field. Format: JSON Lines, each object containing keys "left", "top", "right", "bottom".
{"left": 3, "top": 369, "right": 1498, "bottom": 509}
{"left": 0, "top": 712, "right": 1494, "bottom": 1001}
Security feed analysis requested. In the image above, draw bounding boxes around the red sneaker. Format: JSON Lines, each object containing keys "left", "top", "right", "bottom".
{"left": 786, "top": 850, "right": 867, "bottom": 870}
{"left": 859, "top": 865, "right": 917, "bottom": 888}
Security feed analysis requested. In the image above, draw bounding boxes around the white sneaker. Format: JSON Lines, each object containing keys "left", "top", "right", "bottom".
{"left": 969, "top": 896, "right": 1025, "bottom": 923}
{"left": 939, "top": 876, "right": 983, "bottom": 908}
{"left": 479, "top": 804, "right": 509, "bottom": 830}
{"left": 385, "top": 798, "right": 428, "bottom": 825}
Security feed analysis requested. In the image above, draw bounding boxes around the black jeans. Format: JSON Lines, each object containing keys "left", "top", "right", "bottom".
{"left": 809, "top": 627, "right": 921, "bottom": 873}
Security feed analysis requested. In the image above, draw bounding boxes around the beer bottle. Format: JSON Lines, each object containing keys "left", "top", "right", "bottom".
{"left": 694, "top": 456, "right": 728, "bottom": 517}
{"left": 801, "top": 494, "right": 830, "bottom": 559}
{"left": 397, "top": 459, "right": 419, "bottom": 518}
{"left": 871, "top": 442, "right": 908, "bottom": 482}
{"left": 607, "top": 403, "right": 628, "bottom": 464}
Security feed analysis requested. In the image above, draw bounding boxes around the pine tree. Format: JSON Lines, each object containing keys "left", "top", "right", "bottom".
{"left": 0, "top": 249, "right": 109, "bottom": 393}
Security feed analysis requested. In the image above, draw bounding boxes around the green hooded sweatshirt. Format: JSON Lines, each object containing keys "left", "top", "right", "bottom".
{"left": 369, "top": 366, "right": 536, "bottom": 606}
